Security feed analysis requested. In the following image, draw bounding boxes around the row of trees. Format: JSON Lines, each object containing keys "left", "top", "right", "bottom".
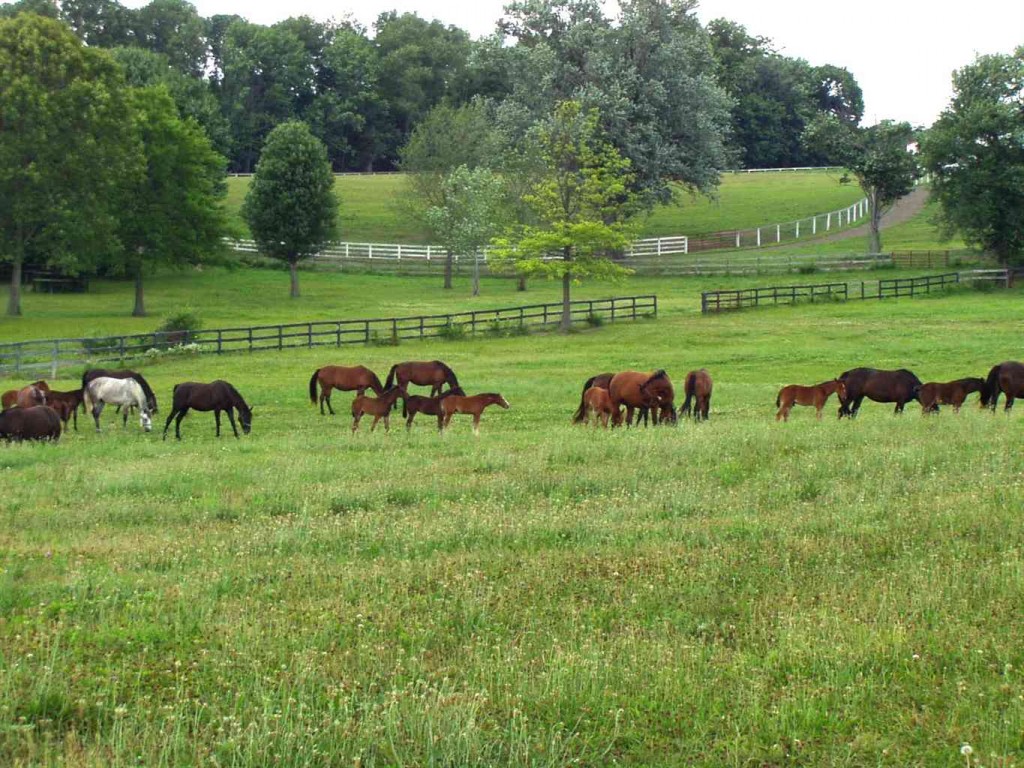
{"left": 0, "top": 0, "right": 863, "bottom": 174}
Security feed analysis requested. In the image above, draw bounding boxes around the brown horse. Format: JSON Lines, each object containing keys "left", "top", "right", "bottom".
{"left": 837, "top": 367, "right": 922, "bottom": 417}
{"left": 610, "top": 370, "right": 674, "bottom": 427}
{"left": 582, "top": 386, "right": 615, "bottom": 427}
{"left": 402, "top": 387, "right": 465, "bottom": 430}
{"left": 385, "top": 360, "right": 461, "bottom": 398}
{"left": 981, "top": 361, "right": 1024, "bottom": 412}
{"left": 918, "top": 378, "right": 985, "bottom": 414}
{"left": 0, "top": 405, "right": 61, "bottom": 441}
{"left": 441, "top": 393, "right": 510, "bottom": 435}
{"left": 309, "top": 365, "right": 384, "bottom": 415}
{"left": 46, "top": 389, "right": 84, "bottom": 431}
{"left": 776, "top": 380, "right": 846, "bottom": 421}
{"left": 571, "top": 373, "right": 615, "bottom": 423}
{"left": 681, "top": 369, "right": 713, "bottom": 421}
{"left": 1, "top": 381, "right": 49, "bottom": 410}
{"left": 351, "top": 385, "right": 407, "bottom": 432}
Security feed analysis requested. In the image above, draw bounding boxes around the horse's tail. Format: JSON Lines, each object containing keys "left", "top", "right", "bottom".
{"left": 82, "top": 382, "right": 94, "bottom": 413}
{"left": 572, "top": 375, "right": 599, "bottom": 424}
{"left": 309, "top": 369, "right": 320, "bottom": 405}
{"left": 437, "top": 361, "right": 460, "bottom": 389}
{"left": 775, "top": 390, "right": 781, "bottom": 408}
{"left": 982, "top": 364, "right": 1002, "bottom": 407}
{"left": 682, "top": 371, "right": 696, "bottom": 416}
{"left": 384, "top": 364, "right": 398, "bottom": 390}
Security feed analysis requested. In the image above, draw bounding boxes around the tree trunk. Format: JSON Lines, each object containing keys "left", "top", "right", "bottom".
{"left": 868, "top": 189, "right": 883, "bottom": 254}
{"left": 132, "top": 266, "right": 146, "bottom": 317}
{"left": 7, "top": 253, "right": 22, "bottom": 317}
{"left": 517, "top": 275, "right": 527, "bottom": 292}
{"left": 560, "top": 270, "right": 572, "bottom": 332}
{"left": 444, "top": 249, "right": 453, "bottom": 290}
{"left": 472, "top": 253, "right": 480, "bottom": 297}
{"left": 289, "top": 260, "right": 300, "bottom": 298}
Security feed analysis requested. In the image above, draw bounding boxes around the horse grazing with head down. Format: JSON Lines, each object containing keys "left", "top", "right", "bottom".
{"left": 2, "top": 381, "right": 49, "bottom": 410}
{"left": 918, "top": 378, "right": 985, "bottom": 414}
{"left": 385, "top": 361, "right": 460, "bottom": 399}
{"left": 776, "top": 380, "right": 846, "bottom": 421}
{"left": 163, "top": 381, "right": 253, "bottom": 440}
{"left": 351, "top": 384, "right": 406, "bottom": 432}
{"left": 82, "top": 369, "right": 157, "bottom": 413}
{"left": 981, "top": 361, "right": 1024, "bottom": 413}
{"left": 681, "top": 369, "right": 713, "bottom": 421}
{"left": 441, "top": 393, "right": 510, "bottom": 435}
{"left": 571, "top": 373, "right": 615, "bottom": 423}
{"left": 610, "top": 370, "right": 675, "bottom": 427}
{"left": 837, "top": 367, "right": 922, "bottom": 418}
{"left": 0, "top": 406, "right": 62, "bottom": 441}
{"left": 308, "top": 365, "right": 383, "bottom": 415}
{"left": 46, "top": 389, "right": 84, "bottom": 431}
{"left": 402, "top": 387, "right": 465, "bottom": 431}
{"left": 84, "top": 377, "right": 153, "bottom": 432}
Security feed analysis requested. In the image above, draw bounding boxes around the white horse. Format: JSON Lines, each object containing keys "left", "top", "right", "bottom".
{"left": 84, "top": 376, "right": 152, "bottom": 432}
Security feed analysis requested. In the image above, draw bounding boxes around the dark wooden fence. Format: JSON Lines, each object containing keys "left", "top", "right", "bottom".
{"left": 0, "top": 295, "right": 656, "bottom": 377}
{"left": 701, "top": 282, "right": 848, "bottom": 313}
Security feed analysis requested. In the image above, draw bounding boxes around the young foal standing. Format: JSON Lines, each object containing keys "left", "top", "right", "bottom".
{"left": 776, "top": 380, "right": 846, "bottom": 421}
{"left": 681, "top": 369, "right": 713, "bottom": 421}
{"left": 918, "top": 378, "right": 985, "bottom": 414}
{"left": 351, "top": 385, "right": 406, "bottom": 432}
{"left": 582, "top": 386, "right": 615, "bottom": 427}
{"left": 441, "top": 393, "right": 510, "bottom": 435}
{"left": 402, "top": 387, "right": 464, "bottom": 431}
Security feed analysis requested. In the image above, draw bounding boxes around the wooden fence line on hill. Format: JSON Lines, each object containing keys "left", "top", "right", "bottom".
{"left": 0, "top": 295, "right": 657, "bottom": 378}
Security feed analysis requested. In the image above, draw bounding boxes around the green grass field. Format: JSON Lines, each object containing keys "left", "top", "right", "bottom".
{"left": 225, "top": 170, "right": 867, "bottom": 243}
{"left": 2, "top": 279, "right": 1023, "bottom": 765}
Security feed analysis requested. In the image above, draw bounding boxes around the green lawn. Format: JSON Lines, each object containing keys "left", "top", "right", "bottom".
{"left": 2, "top": 289, "right": 1023, "bottom": 766}
{"left": 225, "top": 170, "right": 866, "bottom": 243}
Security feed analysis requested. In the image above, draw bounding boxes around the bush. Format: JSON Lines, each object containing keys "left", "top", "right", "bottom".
{"left": 436, "top": 322, "right": 468, "bottom": 341}
{"left": 797, "top": 264, "right": 819, "bottom": 275}
{"left": 367, "top": 330, "right": 400, "bottom": 347}
{"left": 585, "top": 313, "right": 605, "bottom": 328}
{"left": 156, "top": 310, "right": 202, "bottom": 334}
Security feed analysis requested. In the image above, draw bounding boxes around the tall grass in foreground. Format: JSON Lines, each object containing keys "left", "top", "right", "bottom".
{"left": 1, "top": 292, "right": 1022, "bottom": 766}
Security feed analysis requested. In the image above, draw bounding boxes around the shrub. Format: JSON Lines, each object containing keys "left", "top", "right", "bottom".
{"left": 585, "top": 313, "right": 605, "bottom": 328}
{"left": 436, "top": 322, "right": 468, "bottom": 341}
{"left": 797, "top": 264, "right": 819, "bottom": 275}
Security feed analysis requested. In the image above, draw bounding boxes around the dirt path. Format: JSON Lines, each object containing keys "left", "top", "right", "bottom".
{"left": 810, "top": 186, "right": 929, "bottom": 245}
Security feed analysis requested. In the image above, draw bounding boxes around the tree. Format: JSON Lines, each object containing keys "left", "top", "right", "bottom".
{"left": 922, "top": 48, "right": 1024, "bottom": 264}
{"left": 241, "top": 121, "right": 337, "bottom": 298}
{"left": 804, "top": 116, "right": 918, "bottom": 253}
{"left": 425, "top": 166, "right": 506, "bottom": 297}
{"left": 132, "top": 0, "right": 209, "bottom": 78}
{"left": 490, "top": 102, "right": 637, "bottom": 331}
{"left": 114, "top": 86, "right": 228, "bottom": 316}
{"left": 0, "top": 13, "right": 137, "bottom": 316}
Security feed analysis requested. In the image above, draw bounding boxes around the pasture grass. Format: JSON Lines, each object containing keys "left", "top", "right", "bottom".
{"left": 224, "top": 171, "right": 866, "bottom": 243}
{"left": 2, "top": 291, "right": 1023, "bottom": 765}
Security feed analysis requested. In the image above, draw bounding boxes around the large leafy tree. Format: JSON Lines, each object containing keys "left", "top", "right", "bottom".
{"left": 115, "top": 86, "right": 228, "bottom": 316}
{"left": 0, "top": 13, "right": 137, "bottom": 316}
{"left": 922, "top": 47, "right": 1024, "bottom": 264}
{"left": 242, "top": 121, "right": 337, "bottom": 298}
{"left": 131, "top": 0, "right": 208, "bottom": 78}
{"left": 491, "top": 102, "right": 637, "bottom": 331}
{"left": 804, "top": 117, "right": 918, "bottom": 253}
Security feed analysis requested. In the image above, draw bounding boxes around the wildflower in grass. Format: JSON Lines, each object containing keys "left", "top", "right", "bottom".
{"left": 961, "top": 743, "right": 973, "bottom": 767}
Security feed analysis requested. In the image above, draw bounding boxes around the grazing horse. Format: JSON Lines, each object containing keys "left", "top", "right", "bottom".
{"left": 981, "top": 361, "right": 1024, "bottom": 412}
{"left": 385, "top": 360, "right": 460, "bottom": 399}
{"left": 402, "top": 387, "right": 465, "bottom": 431}
{"left": 351, "top": 385, "right": 406, "bottom": 432}
{"left": 918, "top": 378, "right": 986, "bottom": 414}
{"left": 0, "top": 405, "right": 62, "bottom": 442}
{"left": 581, "top": 386, "right": 615, "bottom": 427}
{"left": 2, "top": 381, "right": 49, "bottom": 410}
{"left": 776, "top": 380, "right": 846, "bottom": 421}
{"left": 163, "top": 381, "right": 253, "bottom": 440}
{"left": 610, "top": 370, "right": 674, "bottom": 427}
{"left": 681, "top": 369, "right": 713, "bottom": 421}
{"left": 837, "top": 367, "right": 922, "bottom": 418}
{"left": 84, "top": 377, "right": 152, "bottom": 432}
{"left": 308, "top": 365, "right": 384, "bottom": 415}
{"left": 571, "top": 373, "right": 615, "bottom": 423}
{"left": 441, "top": 393, "right": 510, "bottom": 435}
{"left": 46, "top": 389, "right": 84, "bottom": 431}
{"left": 82, "top": 369, "right": 158, "bottom": 413}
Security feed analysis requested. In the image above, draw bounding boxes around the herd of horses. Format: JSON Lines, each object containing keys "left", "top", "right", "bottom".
{"left": 2, "top": 359, "right": 1024, "bottom": 443}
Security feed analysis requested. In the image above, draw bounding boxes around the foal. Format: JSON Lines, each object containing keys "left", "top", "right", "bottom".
{"left": 581, "top": 386, "right": 615, "bottom": 428}
{"left": 776, "top": 380, "right": 846, "bottom": 421}
{"left": 441, "top": 393, "right": 510, "bottom": 435}
{"left": 918, "top": 378, "right": 985, "bottom": 414}
{"left": 402, "top": 387, "right": 465, "bottom": 430}
{"left": 351, "top": 385, "right": 406, "bottom": 432}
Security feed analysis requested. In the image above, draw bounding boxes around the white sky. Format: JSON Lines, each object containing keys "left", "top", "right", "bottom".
{"left": 138, "top": 0, "right": 1023, "bottom": 128}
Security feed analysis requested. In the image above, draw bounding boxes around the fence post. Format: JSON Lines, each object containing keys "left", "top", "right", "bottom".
{"left": 217, "top": 330, "right": 223, "bottom": 355}
{"left": 248, "top": 327, "right": 253, "bottom": 352}
{"left": 776, "top": 224, "right": 781, "bottom": 243}
{"left": 278, "top": 326, "right": 283, "bottom": 350}
{"left": 119, "top": 336, "right": 126, "bottom": 360}
{"left": 419, "top": 316, "right": 424, "bottom": 338}
{"left": 812, "top": 217, "right": 817, "bottom": 235}
{"left": 795, "top": 220, "right": 800, "bottom": 238}
{"left": 519, "top": 306, "right": 524, "bottom": 328}
{"left": 735, "top": 232, "right": 741, "bottom": 248}
{"left": 336, "top": 324, "right": 342, "bottom": 346}
{"left": 364, "top": 321, "right": 370, "bottom": 344}
{"left": 308, "top": 323, "right": 313, "bottom": 348}
{"left": 543, "top": 303, "right": 548, "bottom": 326}
{"left": 51, "top": 341, "right": 59, "bottom": 379}
{"left": 392, "top": 318, "right": 398, "bottom": 342}
{"left": 756, "top": 228, "right": 761, "bottom": 247}
{"left": 826, "top": 213, "right": 832, "bottom": 231}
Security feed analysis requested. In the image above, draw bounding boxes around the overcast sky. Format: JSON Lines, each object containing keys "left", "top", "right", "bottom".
{"left": 139, "top": 0, "right": 1023, "bottom": 128}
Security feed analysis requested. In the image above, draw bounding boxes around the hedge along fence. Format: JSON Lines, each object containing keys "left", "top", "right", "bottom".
{"left": 700, "top": 270, "right": 1014, "bottom": 313}
{"left": 0, "top": 295, "right": 657, "bottom": 377}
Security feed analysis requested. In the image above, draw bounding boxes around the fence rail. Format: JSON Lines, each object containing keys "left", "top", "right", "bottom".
{"left": 701, "top": 270, "right": 1012, "bottom": 313}
{"left": 0, "top": 295, "right": 656, "bottom": 377}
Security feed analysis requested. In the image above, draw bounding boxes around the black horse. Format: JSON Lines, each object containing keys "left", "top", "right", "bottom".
{"left": 0, "top": 405, "right": 62, "bottom": 441}
{"left": 82, "top": 368, "right": 158, "bottom": 413}
{"left": 981, "top": 361, "right": 1024, "bottom": 412}
{"left": 837, "top": 367, "right": 922, "bottom": 417}
{"left": 162, "top": 381, "right": 253, "bottom": 440}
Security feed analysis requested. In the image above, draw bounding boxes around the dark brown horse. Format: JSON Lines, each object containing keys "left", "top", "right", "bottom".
{"left": 441, "top": 393, "right": 510, "bottom": 435}
{"left": 918, "top": 378, "right": 985, "bottom": 414}
{"left": 776, "top": 380, "right": 846, "bottom": 421}
{"left": 351, "top": 384, "right": 407, "bottom": 432}
{"left": 681, "top": 369, "right": 713, "bottom": 421}
{"left": 308, "top": 365, "right": 384, "bottom": 415}
{"left": 610, "top": 370, "right": 674, "bottom": 427}
{"left": 0, "top": 405, "right": 61, "bottom": 441}
{"left": 162, "top": 381, "right": 252, "bottom": 440}
{"left": 83, "top": 369, "right": 157, "bottom": 413}
{"left": 46, "top": 389, "right": 84, "bottom": 430}
{"left": 981, "top": 361, "right": 1024, "bottom": 412}
{"left": 1, "top": 381, "right": 48, "bottom": 410}
{"left": 571, "top": 373, "right": 615, "bottom": 423}
{"left": 402, "top": 387, "right": 465, "bottom": 430}
{"left": 385, "top": 360, "right": 460, "bottom": 399}
{"left": 837, "top": 368, "right": 922, "bottom": 417}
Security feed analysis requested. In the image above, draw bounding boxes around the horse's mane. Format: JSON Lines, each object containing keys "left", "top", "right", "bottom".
{"left": 645, "top": 369, "right": 669, "bottom": 386}
{"left": 434, "top": 360, "right": 460, "bottom": 387}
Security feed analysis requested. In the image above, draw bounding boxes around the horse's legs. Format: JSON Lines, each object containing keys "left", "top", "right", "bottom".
{"left": 442, "top": 411, "right": 454, "bottom": 430}
{"left": 600, "top": 410, "right": 609, "bottom": 428}
{"left": 162, "top": 408, "right": 178, "bottom": 440}
{"left": 214, "top": 410, "right": 222, "bottom": 437}
{"left": 351, "top": 411, "right": 362, "bottom": 432}
{"left": 92, "top": 400, "right": 105, "bottom": 432}
{"left": 383, "top": 414, "right": 390, "bottom": 432}
{"left": 122, "top": 407, "right": 129, "bottom": 428}
{"left": 406, "top": 411, "right": 416, "bottom": 430}
{"left": 227, "top": 409, "right": 239, "bottom": 438}
{"left": 472, "top": 412, "right": 481, "bottom": 436}
{"left": 1005, "top": 394, "right": 1015, "bottom": 413}
{"left": 370, "top": 414, "right": 381, "bottom": 432}
{"left": 174, "top": 408, "right": 188, "bottom": 440}
{"left": 436, "top": 413, "right": 444, "bottom": 431}
{"left": 625, "top": 405, "right": 635, "bottom": 427}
